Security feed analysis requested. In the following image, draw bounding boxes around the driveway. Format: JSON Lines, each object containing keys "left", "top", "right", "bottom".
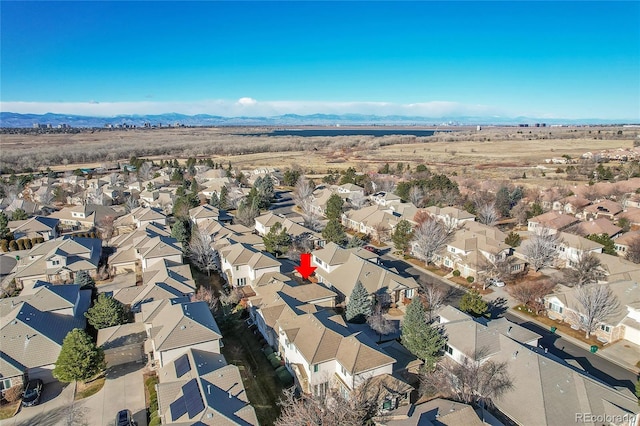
{"left": 8, "top": 381, "right": 74, "bottom": 426}
{"left": 76, "top": 362, "right": 148, "bottom": 426}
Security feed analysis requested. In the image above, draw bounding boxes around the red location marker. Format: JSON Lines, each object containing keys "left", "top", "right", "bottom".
{"left": 295, "top": 253, "right": 317, "bottom": 280}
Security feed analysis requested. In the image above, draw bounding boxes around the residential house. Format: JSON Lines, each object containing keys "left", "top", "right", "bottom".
{"left": 594, "top": 253, "right": 640, "bottom": 283}
{"left": 619, "top": 207, "right": 640, "bottom": 226}
{"left": 552, "top": 195, "right": 591, "bottom": 215}
{"left": 2, "top": 199, "right": 40, "bottom": 216}
{"left": 573, "top": 218, "right": 623, "bottom": 238}
{"left": 556, "top": 232, "right": 604, "bottom": 266}
{"left": 584, "top": 200, "right": 624, "bottom": 220}
{"left": 189, "top": 204, "right": 232, "bottom": 227}
{"left": 371, "top": 191, "right": 402, "bottom": 207}
{"left": 49, "top": 204, "right": 118, "bottom": 233}
{"left": 97, "top": 322, "right": 148, "bottom": 367}
{"left": 313, "top": 243, "right": 418, "bottom": 306}
{"left": 424, "top": 206, "right": 476, "bottom": 228}
{"left": 113, "top": 206, "right": 167, "bottom": 234}
{"left": 337, "top": 183, "right": 365, "bottom": 199}
{"left": 438, "top": 305, "right": 638, "bottom": 425}
{"left": 156, "top": 348, "right": 259, "bottom": 425}
{"left": 9, "top": 216, "right": 60, "bottom": 241}
{"left": 341, "top": 205, "right": 399, "bottom": 241}
{"left": 108, "top": 222, "right": 173, "bottom": 274}
{"left": 527, "top": 210, "right": 580, "bottom": 235}
{"left": 382, "top": 398, "right": 484, "bottom": 426}
{"left": 614, "top": 231, "right": 640, "bottom": 259}
{"left": 0, "top": 282, "right": 90, "bottom": 389}
{"left": 14, "top": 237, "right": 102, "bottom": 289}
{"left": 545, "top": 280, "right": 640, "bottom": 345}
{"left": 254, "top": 212, "right": 324, "bottom": 247}
{"left": 142, "top": 299, "right": 223, "bottom": 368}
{"left": 219, "top": 243, "right": 281, "bottom": 287}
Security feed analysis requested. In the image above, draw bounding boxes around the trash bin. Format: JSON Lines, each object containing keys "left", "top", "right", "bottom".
{"left": 550, "top": 326, "right": 557, "bottom": 333}
{"left": 590, "top": 345, "right": 598, "bottom": 353}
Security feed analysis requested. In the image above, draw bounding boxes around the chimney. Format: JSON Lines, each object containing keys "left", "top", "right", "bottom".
{"left": 507, "top": 326, "right": 512, "bottom": 335}
{"left": 207, "top": 385, "right": 211, "bottom": 395}
{"left": 228, "top": 391, "right": 232, "bottom": 399}
{"left": 512, "top": 351, "right": 518, "bottom": 359}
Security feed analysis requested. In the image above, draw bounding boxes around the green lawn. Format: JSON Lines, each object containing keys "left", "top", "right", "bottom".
{"left": 219, "top": 312, "right": 286, "bottom": 426}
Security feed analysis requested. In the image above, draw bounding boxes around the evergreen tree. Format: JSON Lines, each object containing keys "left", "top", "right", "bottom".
{"left": 263, "top": 222, "right": 292, "bottom": 257}
{"left": 53, "top": 328, "right": 106, "bottom": 383}
{"left": 345, "top": 281, "right": 372, "bottom": 324}
{"left": 209, "top": 192, "right": 220, "bottom": 208}
{"left": 0, "top": 212, "right": 10, "bottom": 240}
{"left": 459, "top": 289, "right": 488, "bottom": 317}
{"left": 322, "top": 219, "right": 347, "bottom": 245}
{"left": 392, "top": 219, "right": 413, "bottom": 253}
{"left": 505, "top": 231, "right": 522, "bottom": 247}
{"left": 401, "top": 297, "right": 446, "bottom": 369}
{"left": 219, "top": 186, "right": 229, "bottom": 210}
{"left": 11, "top": 208, "right": 28, "bottom": 221}
{"left": 325, "top": 194, "right": 344, "bottom": 220}
{"left": 74, "top": 270, "right": 96, "bottom": 290}
{"left": 85, "top": 293, "right": 128, "bottom": 329}
{"left": 587, "top": 233, "right": 617, "bottom": 256}
{"left": 171, "top": 219, "right": 191, "bottom": 245}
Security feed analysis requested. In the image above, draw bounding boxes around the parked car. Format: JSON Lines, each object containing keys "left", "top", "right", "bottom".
{"left": 22, "top": 379, "right": 43, "bottom": 407}
{"left": 116, "top": 409, "right": 135, "bottom": 426}
{"left": 489, "top": 278, "right": 506, "bottom": 287}
{"left": 363, "top": 245, "right": 380, "bottom": 254}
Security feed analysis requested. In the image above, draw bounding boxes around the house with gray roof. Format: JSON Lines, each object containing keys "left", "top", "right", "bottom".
{"left": 9, "top": 216, "right": 60, "bottom": 241}
{"left": 14, "top": 237, "right": 102, "bottom": 289}
{"left": 0, "top": 283, "right": 90, "bottom": 389}
{"left": 219, "top": 243, "right": 281, "bottom": 288}
{"left": 142, "top": 300, "right": 223, "bottom": 368}
{"left": 156, "top": 348, "right": 259, "bottom": 425}
{"left": 189, "top": 204, "right": 232, "bottom": 226}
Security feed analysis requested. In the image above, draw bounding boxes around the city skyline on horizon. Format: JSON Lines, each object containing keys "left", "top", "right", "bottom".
{"left": 1, "top": 1, "right": 639, "bottom": 121}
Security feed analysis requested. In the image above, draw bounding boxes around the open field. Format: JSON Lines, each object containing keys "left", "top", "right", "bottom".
{"left": 1, "top": 126, "right": 636, "bottom": 185}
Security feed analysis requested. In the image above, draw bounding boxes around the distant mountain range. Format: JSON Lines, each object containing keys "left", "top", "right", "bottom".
{"left": 0, "top": 112, "right": 634, "bottom": 128}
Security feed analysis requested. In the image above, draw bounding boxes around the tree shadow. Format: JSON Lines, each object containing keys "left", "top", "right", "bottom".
{"left": 487, "top": 297, "right": 508, "bottom": 318}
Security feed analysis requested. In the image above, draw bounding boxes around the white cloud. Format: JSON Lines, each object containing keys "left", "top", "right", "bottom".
{"left": 0, "top": 99, "right": 507, "bottom": 118}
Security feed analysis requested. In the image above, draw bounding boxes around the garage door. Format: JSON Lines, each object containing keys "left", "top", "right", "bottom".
{"left": 105, "top": 344, "right": 145, "bottom": 367}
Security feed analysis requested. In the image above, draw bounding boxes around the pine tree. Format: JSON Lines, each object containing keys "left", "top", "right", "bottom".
{"left": 322, "top": 218, "right": 347, "bottom": 245}
{"left": 209, "top": 192, "right": 220, "bottom": 208}
{"left": 85, "top": 293, "right": 128, "bottom": 329}
{"left": 53, "top": 328, "right": 106, "bottom": 383}
{"left": 345, "top": 281, "right": 372, "bottom": 324}
{"left": 325, "top": 194, "right": 344, "bottom": 220}
{"left": 263, "top": 222, "right": 292, "bottom": 257}
{"left": 392, "top": 219, "right": 413, "bottom": 253}
{"left": 74, "top": 270, "right": 96, "bottom": 290}
{"left": 11, "top": 208, "right": 28, "bottom": 221}
{"left": 401, "top": 297, "right": 446, "bottom": 369}
{"left": 219, "top": 186, "right": 229, "bottom": 210}
{"left": 171, "top": 219, "right": 191, "bottom": 245}
{"left": 459, "top": 289, "right": 488, "bottom": 317}
{"left": 0, "top": 212, "right": 10, "bottom": 240}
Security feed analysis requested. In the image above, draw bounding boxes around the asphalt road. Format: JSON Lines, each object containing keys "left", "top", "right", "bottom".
{"left": 380, "top": 250, "right": 639, "bottom": 394}
{"left": 269, "top": 190, "right": 296, "bottom": 217}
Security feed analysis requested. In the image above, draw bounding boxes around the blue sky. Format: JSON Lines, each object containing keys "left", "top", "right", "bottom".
{"left": 1, "top": 1, "right": 638, "bottom": 120}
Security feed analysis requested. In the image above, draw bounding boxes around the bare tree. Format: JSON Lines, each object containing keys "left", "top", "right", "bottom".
{"left": 138, "top": 162, "right": 153, "bottom": 181}
{"left": 421, "top": 348, "right": 513, "bottom": 410}
{"left": 409, "top": 186, "right": 425, "bottom": 207}
{"left": 86, "top": 187, "right": 104, "bottom": 206}
{"left": 411, "top": 217, "right": 454, "bottom": 265}
{"left": 421, "top": 281, "right": 447, "bottom": 322}
{"left": 124, "top": 195, "right": 139, "bottom": 213}
{"left": 372, "top": 221, "right": 391, "bottom": 243}
{"left": 292, "top": 176, "right": 314, "bottom": 215}
{"left": 219, "top": 289, "right": 240, "bottom": 316}
{"left": 191, "top": 285, "right": 219, "bottom": 311}
{"left": 563, "top": 251, "right": 602, "bottom": 287}
{"left": 372, "top": 176, "right": 396, "bottom": 193}
{"left": 1, "top": 182, "right": 20, "bottom": 204}
{"left": 573, "top": 284, "right": 620, "bottom": 338}
{"left": 510, "top": 200, "right": 529, "bottom": 226}
{"left": 188, "top": 227, "right": 218, "bottom": 276}
{"left": 476, "top": 202, "right": 499, "bottom": 226}
{"left": 348, "top": 192, "right": 368, "bottom": 210}
{"left": 626, "top": 236, "right": 640, "bottom": 264}
{"left": 479, "top": 254, "right": 517, "bottom": 290}
{"left": 39, "top": 187, "right": 55, "bottom": 206}
{"left": 367, "top": 304, "right": 395, "bottom": 342}
{"left": 108, "top": 173, "right": 120, "bottom": 186}
{"left": 523, "top": 227, "right": 561, "bottom": 272}
{"left": 97, "top": 215, "right": 115, "bottom": 243}
{"left": 508, "top": 280, "right": 556, "bottom": 314}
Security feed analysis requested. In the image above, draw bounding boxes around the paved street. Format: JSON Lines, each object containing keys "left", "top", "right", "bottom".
{"left": 269, "top": 190, "right": 296, "bottom": 217}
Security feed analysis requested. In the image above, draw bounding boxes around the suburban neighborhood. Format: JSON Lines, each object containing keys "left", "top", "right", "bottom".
{"left": 0, "top": 153, "right": 639, "bottom": 426}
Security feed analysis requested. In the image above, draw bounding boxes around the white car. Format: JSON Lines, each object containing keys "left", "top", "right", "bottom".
{"left": 489, "top": 278, "right": 505, "bottom": 287}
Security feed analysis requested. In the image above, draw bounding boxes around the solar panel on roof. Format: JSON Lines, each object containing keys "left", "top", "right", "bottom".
{"left": 174, "top": 354, "right": 191, "bottom": 378}
{"left": 170, "top": 398, "right": 187, "bottom": 421}
{"left": 183, "top": 379, "right": 205, "bottom": 418}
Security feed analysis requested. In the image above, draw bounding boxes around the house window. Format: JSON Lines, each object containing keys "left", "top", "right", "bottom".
{"left": 549, "top": 302, "right": 563, "bottom": 314}
{"left": 0, "top": 379, "right": 11, "bottom": 391}
{"left": 445, "top": 344, "right": 453, "bottom": 355}
{"left": 313, "top": 364, "right": 319, "bottom": 373}
{"left": 237, "top": 277, "right": 247, "bottom": 286}
{"left": 340, "top": 364, "right": 347, "bottom": 376}
{"left": 405, "top": 289, "right": 415, "bottom": 298}
{"left": 313, "top": 382, "right": 328, "bottom": 398}
{"left": 600, "top": 324, "right": 611, "bottom": 333}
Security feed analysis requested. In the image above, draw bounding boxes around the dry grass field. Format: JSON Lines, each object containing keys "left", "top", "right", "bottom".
{"left": 1, "top": 126, "right": 637, "bottom": 186}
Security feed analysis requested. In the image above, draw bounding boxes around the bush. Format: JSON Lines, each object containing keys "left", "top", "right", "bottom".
{"left": 30, "top": 237, "right": 39, "bottom": 246}
{"left": 22, "top": 239, "right": 32, "bottom": 250}
{"left": 452, "top": 270, "right": 461, "bottom": 277}
{"left": 8, "top": 240, "right": 18, "bottom": 251}
{"left": 267, "top": 353, "right": 281, "bottom": 369}
{"left": 16, "top": 240, "right": 25, "bottom": 251}
{"left": 4, "top": 384, "right": 24, "bottom": 403}
{"left": 466, "top": 276, "right": 475, "bottom": 283}
{"left": 263, "top": 346, "right": 274, "bottom": 357}
{"left": 148, "top": 418, "right": 161, "bottom": 426}
{"left": 275, "top": 366, "right": 294, "bottom": 385}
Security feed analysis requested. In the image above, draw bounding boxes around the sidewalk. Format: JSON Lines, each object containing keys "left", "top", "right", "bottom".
{"left": 508, "top": 307, "right": 640, "bottom": 375}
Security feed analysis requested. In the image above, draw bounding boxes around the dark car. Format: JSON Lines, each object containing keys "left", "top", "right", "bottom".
{"left": 363, "top": 245, "right": 380, "bottom": 254}
{"left": 22, "top": 379, "right": 43, "bottom": 407}
{"left": 116, "top": 409, "right": 135, "bottom": 426}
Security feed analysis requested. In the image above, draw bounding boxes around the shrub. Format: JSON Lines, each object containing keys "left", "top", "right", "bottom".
{"left": 30, "top": 237, "right": 39, "bottom": 246}
{"left": 36, "top": 237, "right": 45, "bottom": 243}
{"left": 466, "top": 276, "right": 475, "bottom": 284}
{"left": 4, "top": 384, "right": 24, "bottom": 403}
{"left": 263, "top": 346, "right": 274, "bottom": 357}
{"left": 8, "top": 240, "right": 18, "bottom": 251}
{"left": 0, "top": 240, "right": 8, "bottom": 252}
{"left": 22, "top": 239, "right": 32, "bottom": 250}
{"left": 267, "top": 353, "right": 281, "bottom": 369}
{"left": 16, "top": 240, "right": 25, "bottom": 251}
{"left": 149, "top": 418, "right": 161, "bottom": 426}
{"left": 452, "top": 270, "right": 461, "bottom": 277}
{"left": 275, "top": 366, "right": 294, "bottom": 385}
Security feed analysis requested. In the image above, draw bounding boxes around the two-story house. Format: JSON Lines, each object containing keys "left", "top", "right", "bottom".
{"left": 219, "top": 243, "right": 281, "bottom": 287}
